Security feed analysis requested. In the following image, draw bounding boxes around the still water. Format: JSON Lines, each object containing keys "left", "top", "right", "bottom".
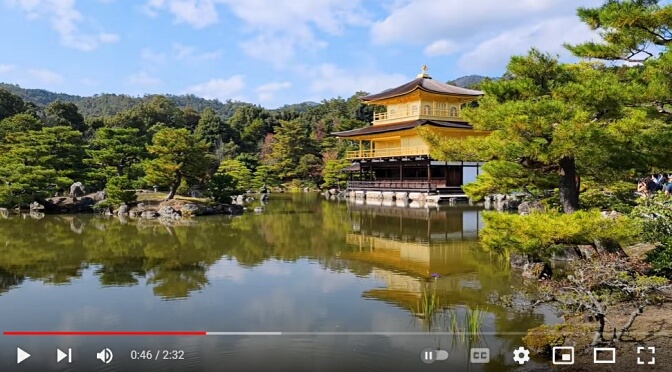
{"left": 0, "top": 194, "right": 555, "bottom": 371}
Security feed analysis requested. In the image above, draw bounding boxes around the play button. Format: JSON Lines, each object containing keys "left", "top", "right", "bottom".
{"left": 17, "top": 347, "right": 30, "bottom": 364}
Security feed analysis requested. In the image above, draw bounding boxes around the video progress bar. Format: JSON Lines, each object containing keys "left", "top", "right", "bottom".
{"left": 4, "top": 331, "right": 530, "bottom": 336}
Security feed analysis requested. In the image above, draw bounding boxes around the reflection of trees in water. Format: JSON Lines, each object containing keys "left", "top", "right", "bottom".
{"left": 0, "top": 194, "right": 361, "bottom": 299}
{"left": 148, "top": 263, "right": 208, "bottom": 299}
{"left": 0, "top": 267, "right": 24, "bottom": 295}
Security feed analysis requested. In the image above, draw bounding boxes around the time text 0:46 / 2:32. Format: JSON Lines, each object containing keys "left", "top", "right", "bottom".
{"left": 130, "top": 350, "right": 185, "bottom": 360}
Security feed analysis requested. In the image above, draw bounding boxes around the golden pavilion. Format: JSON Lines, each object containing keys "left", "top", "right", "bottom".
{"left": 332, "top": 66, "right": 487, "bottom": 198}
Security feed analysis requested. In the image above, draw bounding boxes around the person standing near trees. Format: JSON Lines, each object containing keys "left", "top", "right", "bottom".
{"left": 664, "top": 175, "right": 672, "bottom": 196}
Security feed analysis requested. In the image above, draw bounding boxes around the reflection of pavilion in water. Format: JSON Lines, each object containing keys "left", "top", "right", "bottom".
{"left": 341, "top": 203, "right": 496, "bottom": 310}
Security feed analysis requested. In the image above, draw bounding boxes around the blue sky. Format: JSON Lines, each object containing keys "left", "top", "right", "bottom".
{"left": 0, "top": 0, "right": 606, "bottom": 108}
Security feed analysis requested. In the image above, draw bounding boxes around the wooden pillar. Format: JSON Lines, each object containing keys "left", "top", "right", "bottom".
{"left": 427, "top": 159, "right": 432, "bottom": 191}
{"left": 399, "top": 162, "right": 403, "bottom": 181}
{"left": 358, "top": 140, "right": 362, "bottom": 158}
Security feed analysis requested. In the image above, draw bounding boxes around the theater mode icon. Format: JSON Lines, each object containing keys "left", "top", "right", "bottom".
{"left": 593, "top": 347, "right": 616, "bottom": 364}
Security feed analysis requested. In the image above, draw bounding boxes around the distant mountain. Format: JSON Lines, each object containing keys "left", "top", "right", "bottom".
{"left": 447, "top": 75, "right": 495, "bottom": 89}
{"left": 0, "top": 83, "right": 254, "bottom": 119}
{"left": 272, "top": 101, "right": 319, "bottom": 112}
{"left": 0, "top": 83, "right": 81, "bottom": 105}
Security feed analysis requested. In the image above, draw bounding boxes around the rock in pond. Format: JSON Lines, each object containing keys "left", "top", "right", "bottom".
{"left": 522, "top": 262, "right": 552, "bottom": 280}
{"left": 117, "top": 204, "right": 129, "bottom": 216}
{"left": 141, "top": 210, "right": 160, "bottom": 219}
{"left": 181, "top": 203, "right": 200, "bottom": 216}
{"left": 158, "top": 206, "right": 177, "bottom": 218}
{"left": 518, "top": 201, "right": 544, "bottom": 215}
{"left": 29, "top": 201, "right": 44, "bottom": 210}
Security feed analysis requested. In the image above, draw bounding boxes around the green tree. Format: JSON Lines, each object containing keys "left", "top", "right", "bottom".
{"left": 297, "top": 153, "right": 322, "bottom": 184}
{"left": 0, "top": 126, "right": 86, "bottom": 206}
{"left": 87, "top": 127, "right": 145, "bottom": 178}
{"left": 0, "top": 113, "right": 41, "bottom": 139}
{"left": 0, "top": 89, "right": 26, "bottom": 121}
{"left": 104, "top": 175, "right": 137, "bottom": 206}
{"left": 321, "top": 159, "right": 351, "bottom": 189}
{"left": 206, "top": 172, "right": 237, "bottom": 202}
{"left": 144, "top": 128, "right": 212, "bottom": 200}
{"left": 106, "top": 96, "right": 185, "bottom": 137}
{"left": 45, "top": 101, "right": 87, "bottom": 133}
{"left": 195, "top": 108, "right": 228, "bottom": 150}
{"left": 421, "top": 49, "right": 672, "bottom": 213}
{"left": 181, "top": 107, "right": 201, "bottom": 131}
{"left": 267, "top": 119, "right": 316, "bottom": 182}
{"left": 251, "top": 164, "right": 280, "bottom": 189}
{"left": 216, "top": 159, "right": 252, "bottom": 191}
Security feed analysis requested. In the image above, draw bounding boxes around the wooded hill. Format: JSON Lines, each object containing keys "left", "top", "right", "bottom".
{"left": 0, "top": 83, "right": 320, "bottom": 119}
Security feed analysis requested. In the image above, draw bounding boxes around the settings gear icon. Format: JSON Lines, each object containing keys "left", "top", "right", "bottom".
{"left": 512, "top": 346, "right": 530, "bottom": 364}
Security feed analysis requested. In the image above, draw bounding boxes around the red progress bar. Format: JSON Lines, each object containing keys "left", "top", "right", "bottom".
{"left": 4, "top": 331, "right": 206, "bottom": 336}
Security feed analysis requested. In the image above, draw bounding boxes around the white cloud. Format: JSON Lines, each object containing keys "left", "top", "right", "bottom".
{"left": 0, "top": 64, "right": 14, "bottom": 73}
{"left": 172, "top": 43, "right": 221, "bottom": 61}
{"left": 184, "top": 75, "right": 245, "bottom": 101}
{"left": 255, "top": 81, "right": 291, "bottom": 102}
{"left": 143, "top": 0, "right": 218, "bottom": 28}
{"left": 27, "top": 68, "right": 63, "bottom": 84}
{"left": 457, "top": 17, "right": 597, "bottom": 73}
{"left": 126, "top": 71, "right": 161, "bottom": 86}
{"left": 0, "top": 64, "right": 65, "bottom": 86}
{"left": 371, "top": 0, "right": 601, "bottom": 45}
{"left": 98, "top": 33, "right": 119, "bottom": 43}
{"left": 371, "top": 0, "right": 603, "bottom": 74}
{"left": 141, "top": 48, "right": 167, "bottom": 63}
{"left": 207, "top": 258, "right": 248, "bottom": 283}
{"left": 143, "top": 0, "right": 370, "bottom": 66}
{"left": 4, "top": 0, "right": 119, "bottom": 51}
{"left": 306, "top": 63, "right": 408, "bottom": 97}
{"left": 424, "top": 39, "right": 460, "bottom": 57}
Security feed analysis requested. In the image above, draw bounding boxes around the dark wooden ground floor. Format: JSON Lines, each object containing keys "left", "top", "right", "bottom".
{"left": 344, "top": 159, "right": 482, "bottom": 193}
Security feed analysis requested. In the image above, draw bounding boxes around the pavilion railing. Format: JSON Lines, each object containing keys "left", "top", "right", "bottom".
{"left": 347, "top": 180, "right": 435, "bottom": 191}
{"left": 345, "top": 146, "right": 430, "bottom": 159}
{"left": 373, "top": 108, "right": 460, "bottom": 123}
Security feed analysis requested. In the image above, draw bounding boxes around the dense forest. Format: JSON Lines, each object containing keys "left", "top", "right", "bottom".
{"left": 0, "top": 82, "right": 279, "bottom": 118}
{"left": 0, "top": 83, "right": 390, "bottom": 208}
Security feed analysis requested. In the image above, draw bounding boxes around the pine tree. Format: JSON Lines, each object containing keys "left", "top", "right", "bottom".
{"left": 144, "top": 128, "right": 213, "bottom": 200}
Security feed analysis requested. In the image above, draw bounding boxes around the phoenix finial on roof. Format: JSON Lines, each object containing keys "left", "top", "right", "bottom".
{"left": 417, "top": 65, "right": 430, "bottom": 78}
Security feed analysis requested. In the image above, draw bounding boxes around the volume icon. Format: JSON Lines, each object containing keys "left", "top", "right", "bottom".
{"left": 96, "top": 348, "right": 113, "bottom": 364}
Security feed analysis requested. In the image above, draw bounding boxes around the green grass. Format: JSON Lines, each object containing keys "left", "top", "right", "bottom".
{"left": 413, "top": 282, "right": 440, "bottom": 319}
{"left": 465, "top": 307, "right": 484, "bottom": 336}
{"left": 135, "top": 192, "right": 208, "bottom": 203}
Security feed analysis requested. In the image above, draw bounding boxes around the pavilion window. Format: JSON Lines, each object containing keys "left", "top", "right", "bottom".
{"left": 412, "top": 105, "right": 418, "bottom": 115}
{"left": 431, "top": 167, "right": 446, "bottom": 178}
{"left": 450, "top": 107, "right": 457, "bottom": 116}
{"left": 423, "top": 105, "right": 431, "bottom": 115}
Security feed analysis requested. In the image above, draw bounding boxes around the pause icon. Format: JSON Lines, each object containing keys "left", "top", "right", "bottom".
{"left": 421, "top": 348, "right": 436, "bottom": 364}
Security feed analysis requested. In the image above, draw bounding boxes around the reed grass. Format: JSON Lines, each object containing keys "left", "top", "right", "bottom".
{"left": 414, "top": 281, "right": 440, "bottom": 319}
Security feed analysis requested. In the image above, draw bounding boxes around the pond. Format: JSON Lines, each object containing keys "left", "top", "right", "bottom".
{"left": 0, "top": 193, "right": 557, "bottom": 371}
